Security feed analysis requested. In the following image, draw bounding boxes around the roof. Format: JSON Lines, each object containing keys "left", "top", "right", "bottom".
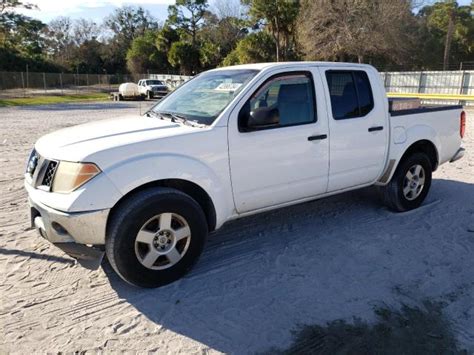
{"left": 210, "top": 61, "right": 375, "bottom": 72}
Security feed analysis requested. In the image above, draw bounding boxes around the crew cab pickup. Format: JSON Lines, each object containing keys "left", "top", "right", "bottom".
{"left": 25, "top": 62, "right": 466, "bottom": 288}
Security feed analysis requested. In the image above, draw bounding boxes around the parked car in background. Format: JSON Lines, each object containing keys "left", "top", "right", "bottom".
{"left": 25, "top": 62, "right": 466, "bottom": 288}
{"left": 112, "top": 79, "right": 169, "bottom": 101}
{"left": 138, "top": 79, "right": 169, "bottom": 99}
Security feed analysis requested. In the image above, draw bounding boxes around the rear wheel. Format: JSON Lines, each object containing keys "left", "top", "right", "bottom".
{"left": 106, "top": 187, "right": 208, "bottom": 288}
{"left": 380, "top": 152, "right": 432, "bottom": 212}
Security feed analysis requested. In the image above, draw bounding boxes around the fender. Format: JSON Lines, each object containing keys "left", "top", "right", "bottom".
{"left": 101, "top": 153, "right": 234, "bottom": 229}
{"left": 379, "top": 124, "right": 440, "bottom": 185}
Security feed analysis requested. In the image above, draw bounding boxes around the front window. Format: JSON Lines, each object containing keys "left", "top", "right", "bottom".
{"left": 152, "top": 69, "right": 259, "bottom": 125}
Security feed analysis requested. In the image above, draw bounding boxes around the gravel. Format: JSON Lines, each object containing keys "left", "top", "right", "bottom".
{"left": 1, "top": 102, "right": 473, "bottom": 354}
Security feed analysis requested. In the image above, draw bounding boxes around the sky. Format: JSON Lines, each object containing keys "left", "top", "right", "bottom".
{"left": 15, "top": 0, "right": 473, "bottom": 24}
{"left": 16, "top": 0, "right": 176, "bottom": 23}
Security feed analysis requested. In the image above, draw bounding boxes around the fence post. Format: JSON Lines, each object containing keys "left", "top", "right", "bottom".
{"left": 459, "top": 70, "right": 467, "bottom": 106}
{"left": 384, "top": 72, "right": 390, "bottom": 91}
{"left": 43, "top": 72, "right": 47, "bottom": 94}
{"left": 76, "top": 68, "right": 79, "bottom": 94}
{"left": 86, "top": 73, "right": 89, "bottom": 88}
{"left": 459, "top": 71, "right": 466, "bottom": 95}
{"left": 21, "top": 71, "right": 25, "bottom": 97}
{"left": 59, "top": 73, "right": 63, "bottom": 95}
{"left": 26, "top": 64, "right": 29, "bottom": 89}
{"left": 418, "top": 71, "right": 424, "bottom": 94}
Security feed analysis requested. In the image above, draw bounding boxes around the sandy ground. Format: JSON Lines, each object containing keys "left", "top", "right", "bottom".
{"left": 0, "top": 102, "right": 473, "bottom": 354}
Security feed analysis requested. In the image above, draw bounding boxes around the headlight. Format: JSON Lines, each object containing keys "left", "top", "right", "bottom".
{"left": 52, "top": 162, "right": 101, "bottom": 193}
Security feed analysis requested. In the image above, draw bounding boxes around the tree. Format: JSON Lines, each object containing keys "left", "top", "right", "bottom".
{"left": 418, "top": 1, "right": 474, "bottom": 69}
{"left": 0, "top": 0, "right": 36, "bottom": 13}
{"left": 0, "top": 12, "right": 46, "bottom": 56}
{"left": 44, "top": 17, "right": 73, "bottom": 64}
{"left": 243, "top": 0, "right": 300, "bottom": 61}
{"left": 73, "top": 19, "right": 101, "bottom": 45}
{"left": 222, "top": 31, "right": 275, "bottom": 65}
{"left": 103, "top": 6, "right": 159, "bottom": 73}
{"left": 71, "top": 38, "right": 104, "bottom": 73}
{"left": 167, "top": 0, "right": 209, "bottom": 45}
{"left": 105, "top": 6, "right": 158, "bottom": 43}
{"left": 126, "top": 31, "right": 170, "bottom": 74}
{"left": 210, "top": 0, "right": 242, "bottom": 19}
{"left": 297, "top": 0, "right": 416, "bottom": 65}
{"left": 156, "top": 24, "right": 180, "bottom": 53}
{"left": 198, "top": 12, "right": 247, "bottom": 68}
{"left": 168, "top": 41, "right": 200, "bottom": 74}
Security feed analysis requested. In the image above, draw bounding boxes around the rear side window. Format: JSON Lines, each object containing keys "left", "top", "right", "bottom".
{"left": 326, "top": 71, "right": 374, "bottom": 120}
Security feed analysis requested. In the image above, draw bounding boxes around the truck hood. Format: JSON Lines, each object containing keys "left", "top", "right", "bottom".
{"left": 35, "top": 115, "right": 198, "bottom": 162}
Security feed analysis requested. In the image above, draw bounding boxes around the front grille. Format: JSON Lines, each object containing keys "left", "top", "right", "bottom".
{"left": 41, "top": 161, "right": 58, "bottom": 187}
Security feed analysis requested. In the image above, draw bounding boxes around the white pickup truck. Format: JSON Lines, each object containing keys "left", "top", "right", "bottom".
{"left": 25, "top": 62, "right": 466, "bottom": 288}
{"left": 137, "top": 79, "right": 169, "bottom": 99}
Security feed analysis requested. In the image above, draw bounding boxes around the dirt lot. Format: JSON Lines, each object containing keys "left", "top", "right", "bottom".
{"left": 1, "top": 103, "right": 473, "bottom": 354}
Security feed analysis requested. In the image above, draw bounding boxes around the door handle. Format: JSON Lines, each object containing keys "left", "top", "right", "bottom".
{"left": 368, "top": 126, "right": 384, "bottom": 132}
{"left": 308, "top": 134, "right": 328, "bottom": 141}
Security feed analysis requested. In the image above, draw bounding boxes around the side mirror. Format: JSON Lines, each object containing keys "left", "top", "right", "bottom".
{"left": 239, "top": 104, "right": 280, "bottom": 132}
{"left": 248, "top": 107, "right": 280, "bottom": 129}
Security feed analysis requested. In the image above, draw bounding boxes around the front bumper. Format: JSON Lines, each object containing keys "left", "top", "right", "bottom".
{"left": 28, "top": 196, "right": 108, "bottom": 268}
{"left": 152, "top": 90, "right": 168, "bottom": 97}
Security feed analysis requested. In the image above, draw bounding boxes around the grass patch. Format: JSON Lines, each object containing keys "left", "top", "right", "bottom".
{"left": 266, "top": 302, "right": 466, "bottom": 355}
{"left": 0, "top": 93, "right": 109, "bottom": 107}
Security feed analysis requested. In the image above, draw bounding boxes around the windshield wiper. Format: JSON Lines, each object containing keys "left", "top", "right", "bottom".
{"left": 146, "top": 110, "right": 162, "bottom": 119}
{"left": 158, "top": 111, "right": 206, "bottom": 128}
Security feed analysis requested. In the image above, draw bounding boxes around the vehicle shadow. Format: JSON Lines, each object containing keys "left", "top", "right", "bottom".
{"left": 105, "top": 179, "right": 474, "bottom": 354}
{"left": 0, "top": 247, "right": 75, "bottom": 265}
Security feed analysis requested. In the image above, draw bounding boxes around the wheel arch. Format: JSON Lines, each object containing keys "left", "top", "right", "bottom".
{"left": 378, "top": 139, "right": 439, "bottom": 185}
{"left": 107, "top": 179, "right": 217, "bottom": 236}
{"left": 399, "top": 140, "right": 439, "bottom": 172}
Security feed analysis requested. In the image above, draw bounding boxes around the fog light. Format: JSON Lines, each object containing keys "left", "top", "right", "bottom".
{"left": 51, "top": 222, "right": 68, "bottom": 235}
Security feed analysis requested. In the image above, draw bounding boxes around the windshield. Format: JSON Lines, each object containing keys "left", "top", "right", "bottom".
{"left": 146, "top": 80, "right": 164, "bottom": 85}
{"left": 151, "top": 69, "right": 259, "bottom": 125}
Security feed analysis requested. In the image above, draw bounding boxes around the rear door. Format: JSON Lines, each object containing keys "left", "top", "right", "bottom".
{"left": 320, "top": 67, "right": 388, "bottom": 191}
{"left": 228, "top": 69, "right": 330, "bottom": 213}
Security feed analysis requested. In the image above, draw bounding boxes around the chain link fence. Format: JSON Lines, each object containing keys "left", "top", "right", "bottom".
{"left": 0, "top": 71, "right": 191, "bottom": 98}
{"left": 1, "top": 69, "right": 473, "bottom": 106}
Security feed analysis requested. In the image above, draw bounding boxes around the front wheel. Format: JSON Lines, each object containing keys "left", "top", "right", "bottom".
{"left": 379, "top": 152, "right": 432, "bottom": 212}
{"left": 106, "top": 188, "right": 208, "bottom": 288}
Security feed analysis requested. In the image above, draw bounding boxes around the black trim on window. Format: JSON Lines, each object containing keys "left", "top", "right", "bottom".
{"left": 325, "top": 70, "right": 374, "bottom": 120}
{"left": 238, "top": 71, "right": 317, "bottom": 132}
{"left": 390, "top": 104, "right": 463, "bottom": 116}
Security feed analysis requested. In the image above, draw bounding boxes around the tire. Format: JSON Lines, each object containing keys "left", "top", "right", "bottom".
{"left": 379, "top": 152, "right": 432, "bottom": 212}
{"left": 106, "top": 187, "right": 208, "bottom": 288}
{"left": 146, "top": 91, "right": 153, "bottom": 99}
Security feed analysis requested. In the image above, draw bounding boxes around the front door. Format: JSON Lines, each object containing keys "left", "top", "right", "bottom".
{"left": 228, "top": 70, "right": 329, "bottom": 213}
